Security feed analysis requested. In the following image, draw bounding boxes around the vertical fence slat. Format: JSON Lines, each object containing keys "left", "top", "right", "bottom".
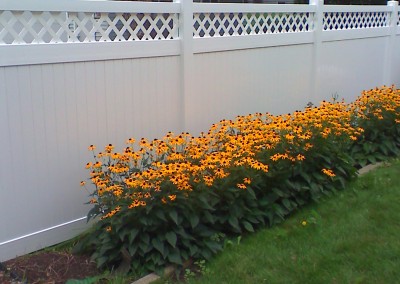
{"left": 310, "top": 0, "right": 323, "bottom": 104}
{"left": 174, "top": 0, "right": 193, "bottom": 133}
{"left": 384, "top": 1, "right": 399, "bottom": 85}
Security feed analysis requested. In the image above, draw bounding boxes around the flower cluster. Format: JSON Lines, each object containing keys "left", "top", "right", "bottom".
{"left": 81, "top": 86, "right": 399, "bottom": 223}
{"left": 77, "top": 86, "right": 400, "bottom": 273}
{"left": 351, "top": 86, "right": 400, "bottom": 121}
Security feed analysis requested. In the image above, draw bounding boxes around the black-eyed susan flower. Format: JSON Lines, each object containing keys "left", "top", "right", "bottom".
{"left": 296, "top": 154, "right": 305, "bottom": 161}
{"left": 243, "top": 177, "right": 251, "bottom": 184}
{"left": 93, "top": 161, "right": 102, "bottom": 168}
{"left": 126, "top": 138, "right": 135, "bottom": 144}
{"left": 105, "top": 144, "right": 114, "bottom": 153}
{"left": 237, "top": 183, "right": 246, "bottom": 189}
{"left": 322, "top": 168, "right": 336, "bottom": 177}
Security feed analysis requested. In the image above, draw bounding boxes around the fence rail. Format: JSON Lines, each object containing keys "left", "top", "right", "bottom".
{"left": 1, "top": 1, "right": 399, "bottom": 65}
{"left": 0, "top": 0, "right": 399, "bottom": 262}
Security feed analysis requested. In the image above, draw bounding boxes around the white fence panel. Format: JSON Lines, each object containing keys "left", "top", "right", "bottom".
{"left": 0, "top": 0, "right": 399, "bottom": 261}
{"left": 0, "top": 56, "right": 181, "bottom": 261}
{"left": 318, "top": 37, "right": 389, "bottom": 101}
{"left": 187, "top": 45, "right": 314, "bottom": 133}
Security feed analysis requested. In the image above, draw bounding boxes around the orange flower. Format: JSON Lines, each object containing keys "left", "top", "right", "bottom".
{"left": 93, "top": 161, "right": 102, "bottom": 168}
{"left": 243, "top": 177, "right": 251, "bottom": 184}
{"left": 126, "top": 138, "right": 135, "bottom": 144}
{"left": 322, "top": 168, "right": 336, "bottom": 177}
{"left": 296, "top": 154, "right": 305, "bottom": 161}
{"left": 105, "top": 144, "right": 114, "bottom": 153}
{"left": 237, "top": 183, "right": 247, "bottom": 189}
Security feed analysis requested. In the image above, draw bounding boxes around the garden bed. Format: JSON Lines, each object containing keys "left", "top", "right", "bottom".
{"left": 0, "top": 251, "right": 99, "bottom": 284}
{"left": 2, "top": 86, "right": 399, "bottom": 283}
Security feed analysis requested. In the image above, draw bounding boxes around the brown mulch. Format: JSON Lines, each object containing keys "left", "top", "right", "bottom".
{"left": 0, "top": 251, "right": 100, "bottom": 284}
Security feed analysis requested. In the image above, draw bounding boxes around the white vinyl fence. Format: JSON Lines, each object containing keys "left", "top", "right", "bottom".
{"left": 0, "top": 0, "right": 399, "bottom": 261}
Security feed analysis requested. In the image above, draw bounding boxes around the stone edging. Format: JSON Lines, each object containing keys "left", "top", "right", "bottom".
{"left": 131, "top": 266, "right": 174, "bottom": 284}
{"left": 357, "top": 162, "right": 384, "bottom": 176}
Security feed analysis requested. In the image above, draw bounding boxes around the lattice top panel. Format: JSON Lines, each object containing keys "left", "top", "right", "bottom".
{"left": 0, "top": 10, "right": 178, "bottom": 44}
{"left": 398, "top": 11, "right": 400, "bottom": 26}
{"left": 193, "top": 12, "right": 312, "bottom": 38}
{"left": 323, "top": 11, "right": 389, "bottom": 31}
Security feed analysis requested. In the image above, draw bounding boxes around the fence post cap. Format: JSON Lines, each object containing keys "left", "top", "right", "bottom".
{"left": 387, "top": 1, "right": 399, "bottom": 7}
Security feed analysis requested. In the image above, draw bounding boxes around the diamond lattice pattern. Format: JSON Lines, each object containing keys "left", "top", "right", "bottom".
{"left": 0, "top": 10, "right": 178, "bottom": 44}
{"left": 323, "top": 11, "right": 388, "bottom": 30}
{"left": 398, "top": 11, "right": 400, "bottom": 26}
{"left": 193, "top": 12, "right": 311, "bottom": 38}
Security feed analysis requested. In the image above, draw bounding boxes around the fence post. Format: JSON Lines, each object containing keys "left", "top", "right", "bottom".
{"left": 174, "top": 0, "right": 194, "bottom": 132}
{"left": 310, "top": 0, "right": 324, "bottom": 104}
{"left": 383, "top": 1, "right": 398, "bottom": 86}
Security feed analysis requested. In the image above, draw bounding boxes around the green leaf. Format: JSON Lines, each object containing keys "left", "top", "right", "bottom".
{"left": 273, "top": 204, "right": 287, "bottom": 219}
{"left": 284, "top": 180, "right": 297, "bottom": 191}
{"left": 228, "top": 215, "right": 241, "bottom": 232}
{"left": 168, "top": 210, "right": 179, "bottom": 225}
{"left": 189, "top": 244, "right": 199, "bottom": 256}
{"left": 259, "top": 195, "right": 273, "bottom": 207}
{"left": 128, "top": 243, "right": 138, "bottom": 256}
{"left": 139, "top": 217, "right": 148, "bottom": 226}
{"left": 198, "top": 195, "right": 215, "bottom": 210}
{"left": 272, "top": 187, "right": 287, "bottom": 197}
{"left": 189, "top": 214, "right": 200, "bottom": 229}
{"left": 155, "top": 209, "right": 167, "bottom": 221}
{"left": 312, "top": 171, "right": 326, "bottom": 182}
{"left": 204, "top": 240, "right": 222, "bottom": 253}
{"left": 96, "top": 256, "right": 109, "bottom": 268}
{"left": 310, "top": 182, "right": 322, "bottom": 194}
{"left": 166, "top": 231, "right": 177, "bottom": 248}
{"left": 195, "top": 225, "right": 216, "bottom": 238}
{"left": 86, "top": 206, "right": 101, "bottom": 222}
{"left": 151, "top": 237, "right": 165, "bottom": 257}
{"left": 203, "top": 210, "right": 216, "bottom": 224}
{"left": 363, "top": 142, "right": 372, "bottom": 154}
{"left": 168, "top": 249, "right": 183, "bottom": 265}
{"left": 246, "top": 186, "right": 257, "bottom": 200}
{"left": 378, "top": 143, "right": 389, "bottom": 155}
{"left": 367, "top": 155, "right": 377, "bottom": 164}
{"left": 282, "top": 199, "right": 291, "bottom": 210}
{"left": 200, "top": 248, "right": 212, "bottom": 260}
{"left": 317, "top": 153, "right": 331, "bottom": 164}
{"left": 335, "top": 166, "right": 348, "bottom": 176}
{"left": 338, "top": 176, "right": 346, "bottom": 189}
{"left": 243, "top": 221, "right": 254, "bottom": 232}
{"left": 139, "top": 240, "right": 151, "bottom": 254}
{"left": 175, "top": 227, "right": 194, "bottom": 240}
{"left": 300, "top": 171, "right": 311, "bottom": 184}
{"left": 141, "top": 233, "right": 150, "bottom": 245}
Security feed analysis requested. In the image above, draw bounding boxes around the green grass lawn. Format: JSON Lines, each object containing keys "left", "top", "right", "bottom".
{"left": 159, "top": 159, "right": 400, "bottom": 284}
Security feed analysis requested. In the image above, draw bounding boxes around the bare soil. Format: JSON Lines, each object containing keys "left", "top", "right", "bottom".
{"left": 0, "top": 251, "right": 100, "bottom": 284}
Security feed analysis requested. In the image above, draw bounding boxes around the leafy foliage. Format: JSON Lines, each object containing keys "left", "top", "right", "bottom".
{"left": 76, "top": 85, "right": 400, "bottom": 275}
